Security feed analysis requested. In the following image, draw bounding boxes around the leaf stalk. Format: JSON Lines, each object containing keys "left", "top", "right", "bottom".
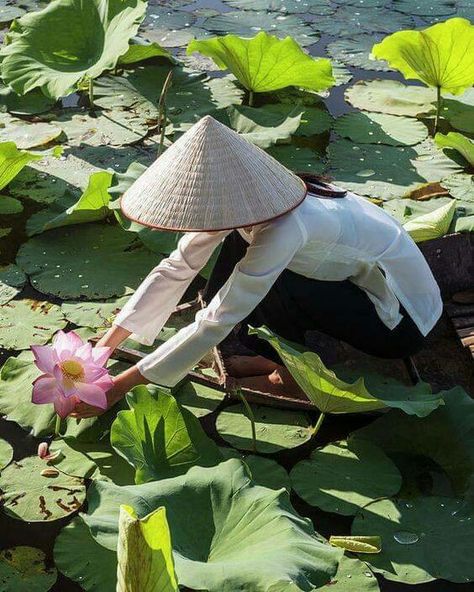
{"left": 157, "top": 70, "right": 173, "bottom": 158}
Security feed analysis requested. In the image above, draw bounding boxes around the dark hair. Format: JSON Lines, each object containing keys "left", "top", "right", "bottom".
{"left": 295, "top": 171, "right": 346, "bottom": 198}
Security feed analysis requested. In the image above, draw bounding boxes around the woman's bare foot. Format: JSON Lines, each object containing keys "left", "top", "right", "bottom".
{"left": 226, "top": 355, "right": 280, "bottom": 378}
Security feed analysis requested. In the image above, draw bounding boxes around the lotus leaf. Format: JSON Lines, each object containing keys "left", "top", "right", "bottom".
{"left": 352, "top": 386, "right": 474, "bottom": 499}
{"left": 173, "top": 380, "right": 225, "bottom": 418}
{"left": 393, "top": 0, "right": 456, "bottom": 16}
{"left": 0, "top": 546, "right": 57, "bottom": 592}
{"left": 443, "top": 92, "right": 474, "bottom": 134}
{"left": 331, "top": 0, "right": 386, "bottom": 6}
{"left": 117, "top": 505, "right": 178, "bottom": 592}
{"left": 331, "top": 61, "right": 353, "bottom": 87}
{"left": 187, "top": 32, "right": 333, "bottom": 96}
{"left": 0, "top": 195, "right": 23, "bottom": 215}
{"left": 371, "top": 18, "right": 474, "bottom": 96}
{"left": 84, "top": 459, "right": 340, "bottom": 591}
{"left": 16, "top": 223, "right": 158, "bottom": 299}
{"left": 403, "top": 199, "right": 457, "bottom": 242}
{"left": 220, "top": 448, "right": 291, "bottom": 490}
{"left": 352, "top": 496, "right": 474, "bottom": 584}
{"left": 345, "top": 79, "right": 436, "bottom": 116}
{"left": 119, "top": 38, "right": 174, "bottom": 65}
{"left": 110, "top": 386, "right": 222, "bottom": 484}
{"left": 254, "top": 103, "right": 333, "bottom": 136}
{"left": 54, "top": 517, "right": 117, "bottom": 592}
{"left": 312, "top": 7, "right": 414, "bottom": 36}
{"left": 327, "top": 35, "right": 389, "bottom": 71}
{"left": 290, "top": 439, "right": 402, "bottom": 515}
{"left": 0, "top": 5, "right": 25, "bottom": 22}
{"left": 0, "top": 0, "right": 147, "bottom": 99}
{"left": 61, "top": 296, "right": 130, "bottom": 329}
{"left": 0, "top": 141, "right": 41, "bottom": 190}
{"left": 435, "top": 131, "right": 474, "bottom": 167}
{"left": 223, "top": 0, "right": 335, "bottom": 14}
{"left": 323, "top": 556, "right": 380, "bottom": 591}
{"left": 0, "top": 437, "right": 13, "bottom": 471}
{"left": 213, "top": 104, "right": 303, "bottom": 148}
{"left": 0, "top": 83, "right": 55, "bottom": 116}
{"left": 141, "top": 7, "right": 205, "bottom": 48}
{"left": 216, "top": 403, "right": 315, "bottom": 453}
{"left": 0, "top": 298, "right": 66, "bottom": 349}
{"left": 0, "top": 455, "right": 86, "bottom": 522}
{"left": 249, "top": 326, "right": 442, "bottom": 416}
{"left": 0, "top": 350, "right": 129, "bottom": 437}
{"left": 441, "top": 173, "right": 474, "bottom": 201}
{"left": 0, "top": 117, "right": 62, "bottom": 149}
{"left": 456, "top": 0, "right": 474, "bottom": 19}
{"left": 266, "top": 144, "right": 326, "bottom": 173}
{"left": 201, "top": 11, "right": 317, "bottom": 47}
{"left": 334, "top": 112, "right": 428, "bottom": 146}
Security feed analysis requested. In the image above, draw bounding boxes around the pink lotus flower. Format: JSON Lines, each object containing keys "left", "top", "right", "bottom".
{"left": 31, "top": 330, "right": 113, "bottom": 418}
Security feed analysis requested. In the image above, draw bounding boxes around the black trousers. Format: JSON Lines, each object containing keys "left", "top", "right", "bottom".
{"left": 203, "top": 231, "right": 427, "bottom": 363}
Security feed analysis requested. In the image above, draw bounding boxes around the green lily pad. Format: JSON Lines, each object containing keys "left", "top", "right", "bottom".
{"left": 0, "top": 264, "right": 27, "bottom": 305}
{"left": 0, "top": 83, "right": 56, "bottom": 116}
{"left": 441, "top": 173, "right": 474, "bottom": 201}
{"left": 256, "top": 103, "right": 333, "bottom": 136}
{"left": 0, "top": 298, "right": 66, "bottom": 349}
{"left": 0, "top": 117, "right": 62, "bottom": 150}
{"left": 352, "top": 496, "right": 474, "bottom": 584}
{"left": 110, "top": 386, "right": 222, "bottom": 484}
{"left": 223, "top": 0, "right": 335, "bottom": 14}
{"left": 327, "top": 35, "right": 389, "bottom": 71}
{"left": 290, "top": 439, "right": 402, "bottom": 515}
{"left": 202, "top": 11, "right": 318, "bottom": 47}
{"left": 0, "top": 546, "right": 57, "bottom": 592}
{"left": 220, "top": 448, "right": 291, "bottom": 490}
{"left": 141, "top": 7, "right": 205, "bottom": 48}
{"left": 435, "top": 131, "right": 474, "bottom": 167}
{"left": 54, "top": 517, "right": 116, "bottom": 592}
{"left": 84, "top": 459, "right": 340, "bottom": 591}
{"left": 393, "top": 0, "right": 456, "bottom": 15}
{"left": 323, "top": 555, "right": 380, "bottom": 590}
{"left": 216, "top": 403, "right": 314, "bottom": 453}
{"left": 0, "top": 5, "right": 25, "bottom": 23}
{"left": 118, "top": 37, "right": 174, "bottom": 65}
{"left": 61, "top": 295, "right": 130, "bottom": 329}
{"left": 0, "top": 0, "right": 147, "bottom": 99}
{"left": 352, "top": 386, "right": 474, "bottom": 500}
{"left": 442, "top": 89, "right": 474, "bottom": 134}
{"left": 266, "top": 144, "right": 326, "bottom": 173}
{"left": 0, "top": 438, "right": 13, "bottom": 471}
{"left": 0, "top": 455, "right": 86, "bottom": 522}
{"left": 16, "top": 223, "right": 157, "bottom": 300}
{"left": 0, "top": 195, "right": 23, "bottom": 215}
{"left": 345, "top": 79, "right": 436, "bottom": 117}
{"left": 334, "top": 112, "right": 429, "bottom": 146}
{"left": 173, "top": 380, "right": 225, "bottom": 418}
{"left": 312, "top": 6, "right": 414, "bottom": 36}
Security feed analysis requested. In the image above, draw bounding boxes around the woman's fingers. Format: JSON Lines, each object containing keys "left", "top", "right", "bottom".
{"left": 69, "top": 402, "right": 103, "bottom": 419}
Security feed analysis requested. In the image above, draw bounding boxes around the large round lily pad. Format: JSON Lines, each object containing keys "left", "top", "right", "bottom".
{"left": 223, "top": 0, "right": 335, "bottom": 14}
{"left": 0, "top": 264, "right": 27, "bottom": 305}
{"left": 16, "top": 223, "right": 157, "bottom": 299}
{"left": 352, "top": 496, "right": 474, "bottom": 584}
{"left": 0, "top": 298, "right": 66, "bottom": 349}
{"left": 220, "top": 447, "right": 291, "bottom": 490}
{"left": 266, "top": 144, "right": 326, "bottom": 174}
{"left": 345, "top": 79, "right": 436, "bottom": 117}
{"left": 0, "top": 438, "right": 13, "bottom": 471}
{"left": 290, "top": 439, "right": 402, "bottom": 515}
{"left": 323, "top": 556, "right": 380, "bottom": 591}
{"left": 327, "top": 35, "right": 389, "bottom": 71}
{"left": 216, "top": 403, "right": 314, "bottom": 453}
{"left": 393, "top": 0, "right": 456, "bottom": 16}
{"left": 311, "top": 6, "right": 414, "bottom": 36}
{"left": 334, "top": 112, "right": 429, "bottom": 146}
{"left": 0, "top": 117, "right": 62, "bottom": 149}
{"left": 441, "top": 173, "right": 474, "bottom": 201}
{"left": 61, "top": 296, "right": 130, "bottom": 329}
{"left": 0, "top": 455, "right": 86, "bottom": 522}
{"left": 0, "top": 195, "right": 23, "bottom": 215}
{"left": 0, "top": 546, "right": 57, "bottom": 592}
{"left": 173, "top": 380, "right": 226, "bottom": 418}
{"left": 84, "top": 459, "right": 340, "bottom": 591}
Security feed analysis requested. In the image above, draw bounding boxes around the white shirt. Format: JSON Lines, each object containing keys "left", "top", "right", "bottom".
{"left": 113, "top": 186, "right": 443, "bottom": 387}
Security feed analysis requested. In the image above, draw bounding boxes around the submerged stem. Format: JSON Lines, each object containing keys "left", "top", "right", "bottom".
{"left": 157, "top": 70, "right": 173, "bottom": 158}
{"left": 434, "top": 86, "right": 442, "bottom": 135}
{"left": 54, "top": 414, "right": 61, "bottom": 438}
{"left": 312, "top": 412, "right": 325, "bottom": 439}
{"left": 237, "top": 389, "right": 257, "bottom": 453}
{"left": 88, "top": 77, "right": 94, "bottom": 108}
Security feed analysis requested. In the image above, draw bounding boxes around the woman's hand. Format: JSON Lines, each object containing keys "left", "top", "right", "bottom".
{"left": 69, "top": 364, "right": 151, "bottom": 419}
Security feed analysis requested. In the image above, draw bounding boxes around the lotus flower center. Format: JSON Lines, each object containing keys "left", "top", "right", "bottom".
{"left": 60, "top": 360, "right": 84, "bottom": 382}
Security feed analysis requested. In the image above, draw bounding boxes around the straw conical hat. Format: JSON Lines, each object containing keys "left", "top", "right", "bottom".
{"left": 119, "top": 115, "right": 307, "bottom": 231}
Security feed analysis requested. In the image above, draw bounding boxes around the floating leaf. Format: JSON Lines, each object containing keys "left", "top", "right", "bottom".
{"left": 266, "top": 144, "right": 326, "bottom": 173}
{"left": 0, "top": 117, "right": 62, "bottom": 149}
{"left": 84, "top": 459, "right": 340, "bottom": 591}
{"left": 329, "top": 536, "right": 382, "bottom": 554}
{"left": 117, "top": 505, "right": 178, "bottom": 592}
{"left": 312, "top": 6, "right": 414, "bottom": 36}
{"left": 345, "top": 79, "right": 436, "bottom": 117}
{"left": 323, "top": 555, "right": 380, "bottom": 591}
{"left": 0, "top": 0, "right": 147, "bottom": 99}
{"left": 223, "top": 0, "right": 335, "bottom": 14}
{"left": 187, "top": 31, "right": 333, "bottom": 94}
{"left": 442, "top": 89, "right": 474, "bottom": 133}
{"left": 435, "top": 131, "right": 474, "bottom": 167}
{"left": 334, "top": 112, "right": 428, "bottom": 146}
{"left": 393, "top": 0, "right": 456, "bottom": 16}
{"left": 173, "top": 380, "right": 225, "bottom": 418}
{"left": 0, "top": 298, "right": 66, "bottom": 349}
{"left": 119, "top": 38, "right": 174, "bottom": 65}
{"left": 372, "top": 18, "right": 474, "bottom": 95}
{"left": 220, "top": 448, "right": 291, "bottom": 490}
{"left": 110, "top": 386, "right": 222, "bottom": 484}
{"left": 352, "top": 496, "right": 474, "bottom": 584}
{"left": 16, "top": 223, "right": 158, "bottom": 300}
{"left": 216, "top": 403, "right": 314, "bottom": 453}
{"left": 441, "top": 173, "right": 474, "bottom": 201}
{"left": 0, "top": 438, "right": 13, "bottom": 471}
{"left": 0, "top": 546, "right": 57, "bottom": 592}
{"left": 0, "top": 141, "right": 41, "bottom": 190}
{"left": 61, "top": 296, "right": 130, "bottom": 329}
{"left": 254, "top": 103, "right": 333, "bottom": 136}
{"left": 403, "top": 199, "right": 457, "bottom": 242}
{"left": 327, "top": 35, "right": 389, "bottom": 71}
{"left": 290, "top": 439, "right": 401, "bottom": 515}
{"left": 0, "top": 195, "right": 23, "bottom": 215}
{"left": 141, "top": 7, "right": 205, "bottom": 48}
{"left": 0, "top": 455, "right": 86, "bottom": 522}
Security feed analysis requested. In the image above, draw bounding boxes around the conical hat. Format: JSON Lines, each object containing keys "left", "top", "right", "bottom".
{"left": 119, "top": 115, "right": 307, "bottom": 231}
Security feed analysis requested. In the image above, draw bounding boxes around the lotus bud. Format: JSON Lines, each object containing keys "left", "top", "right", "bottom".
{"left": 37, "top": 442, "right": 49, "bottom": 459}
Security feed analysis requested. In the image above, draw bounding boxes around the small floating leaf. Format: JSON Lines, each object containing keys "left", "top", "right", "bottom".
{"left": 0, "top": 546, "right": 57, "bottom": 592}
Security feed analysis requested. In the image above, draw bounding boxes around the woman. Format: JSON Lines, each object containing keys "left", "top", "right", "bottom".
{"left": 71, "top": 115, "right": 442, "bottom": 419}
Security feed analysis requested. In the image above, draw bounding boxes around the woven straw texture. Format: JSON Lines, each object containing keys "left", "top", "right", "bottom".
{"left": 120, "top": 115, "right": 307, "bottom": 231}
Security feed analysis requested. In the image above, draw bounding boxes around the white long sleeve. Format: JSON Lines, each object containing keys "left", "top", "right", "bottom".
{"left": 113, "top": 230, "right": 230, "bottom": 346}
{"left": 136, "top": 213, "right": 306, "bottom": 387}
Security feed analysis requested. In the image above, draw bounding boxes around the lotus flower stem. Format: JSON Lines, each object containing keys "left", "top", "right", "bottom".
{"left": 312, "top": 412, "right": 325, "bottom": 439}
{"left": 157, "top": 70, "right": 173, "bottom": 158}
{"left": 237, "top": 388, "right": 257, "bottom": 453}
{"left": 88, "top": 77, "right": 94, "bottom": 108}
{"left": 434, "top": 86, "right": 442, "bottom": 135}
{"left": 54, "top": 414, "right": 61, "bottom": 438}
{"left": 248, "top": 90, "right": 254, "bottom": 107}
